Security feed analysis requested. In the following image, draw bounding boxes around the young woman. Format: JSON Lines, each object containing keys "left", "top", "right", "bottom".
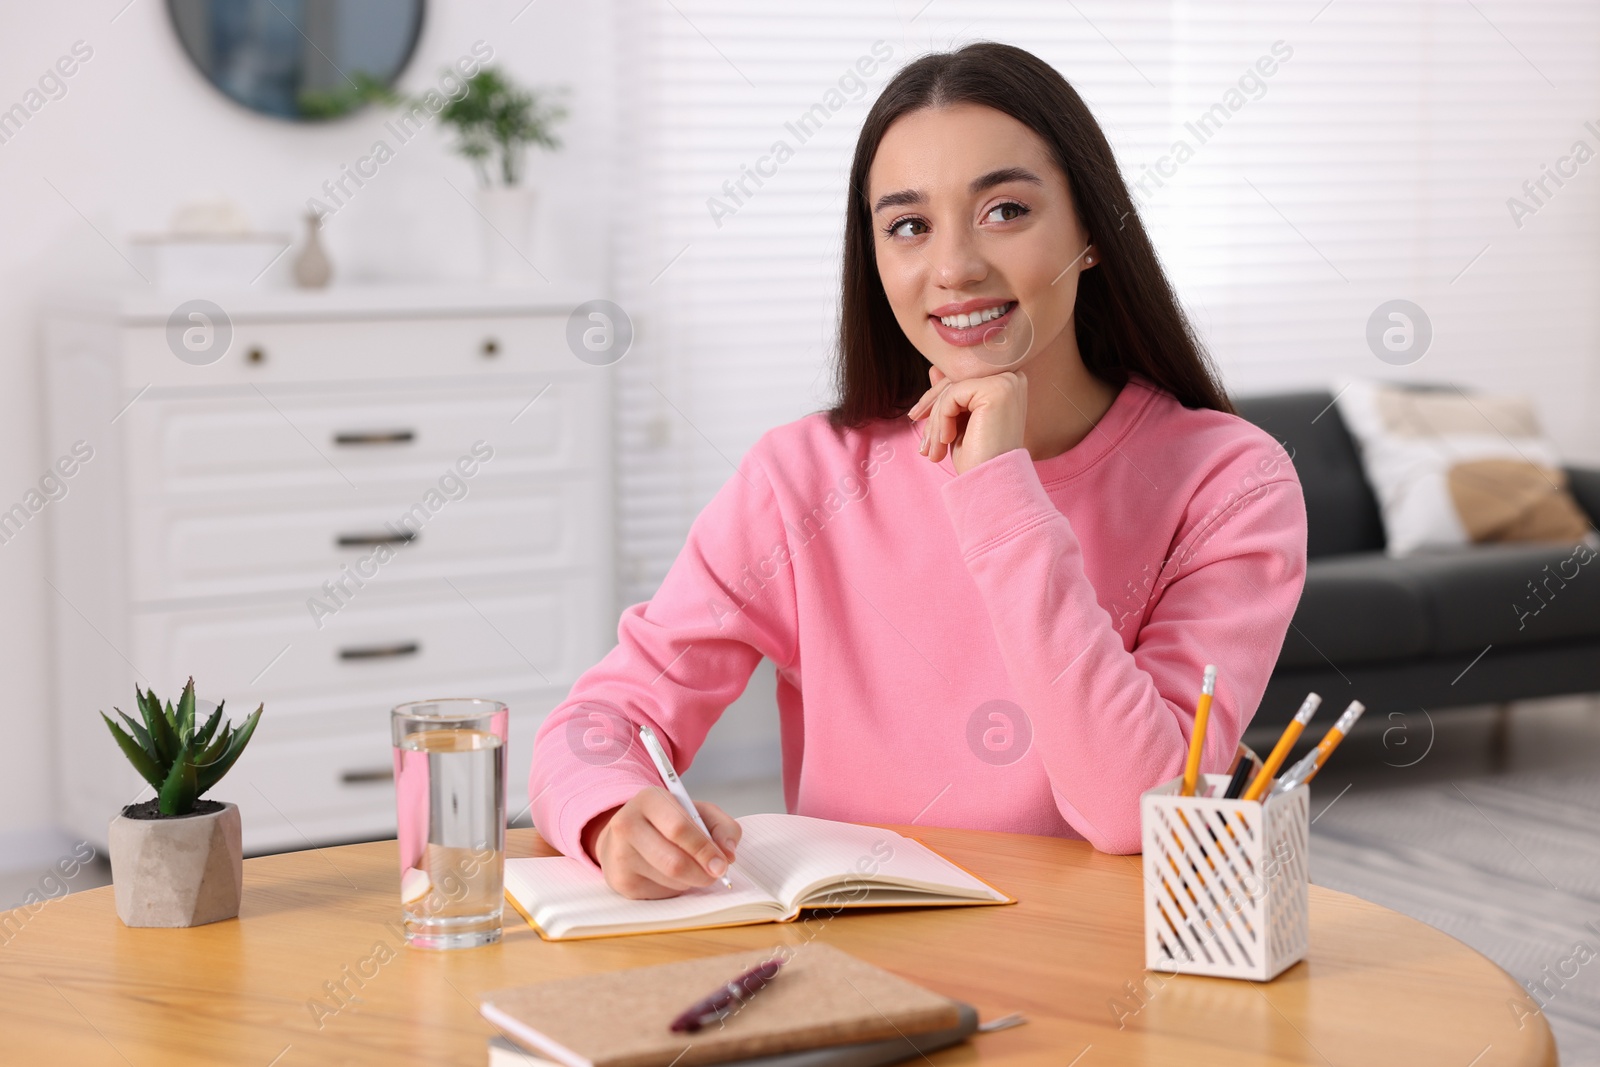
{"left": 530, "top": 42, "right": 1307, "bottom": 899}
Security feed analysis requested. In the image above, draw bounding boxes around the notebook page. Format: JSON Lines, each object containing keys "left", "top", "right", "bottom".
{"left": 503, "top": 855, "right": 781, "bottom": 938}
{"left": 734, "top": 814, "right": 1006, "bottom": 908}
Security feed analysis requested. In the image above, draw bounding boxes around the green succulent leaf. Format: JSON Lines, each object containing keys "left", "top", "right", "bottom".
{"left": 137, "top": 693, "right": 156, "bottom": 755}
{"left": 176, "top": 677, "right": 196, "bottom": 743}
{"left": 196, "top": 704, "right": 263, "bottom": 797}
{"left": 195, "top": 719, "right": 233, "bottom": 768}
{"left": 193, "top": 700, "right": 224, "bottom": 749}
{"left": 113, "top": 708, "right": 156, "bottom": 762}
{"left": 135, "top": 685, "right": 158, "bottom": 723}
{"left": 102, "top": 713, "right": 164, "bottom": 792}
{"left": 158, "top": 743, "right": 199, "bottom": 815}
{"left": 141, "top": 687, "right": 179, "bottom": 766}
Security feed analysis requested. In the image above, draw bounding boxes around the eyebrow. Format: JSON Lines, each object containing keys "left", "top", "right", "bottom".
{"left": 871, "top": 166, "right": 1044, "bottom": 213}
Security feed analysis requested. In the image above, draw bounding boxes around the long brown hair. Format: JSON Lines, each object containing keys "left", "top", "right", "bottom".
{"left": 831, "top": 42, "right": 1232, "bottom": 428}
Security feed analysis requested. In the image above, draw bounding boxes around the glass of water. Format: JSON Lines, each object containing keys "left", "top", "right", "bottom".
{"left": 391, "top": 698, "right": 508, "bottom": 949}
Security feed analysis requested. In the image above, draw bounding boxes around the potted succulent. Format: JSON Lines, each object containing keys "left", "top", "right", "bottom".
{"left": 101, "top": 678, "right": 263, "bottom": 928}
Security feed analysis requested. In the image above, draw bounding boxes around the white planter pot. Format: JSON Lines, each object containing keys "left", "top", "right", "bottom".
{"left": 108, "top": 801, "right": 243, "bottom": 928}
{"left": 475, "top": 185, "right": 539, "bottom": 283}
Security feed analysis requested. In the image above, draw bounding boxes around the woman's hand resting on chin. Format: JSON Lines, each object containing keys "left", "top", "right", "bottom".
{"left": 906, "top": 366, "right": 1028, "bottom": 475}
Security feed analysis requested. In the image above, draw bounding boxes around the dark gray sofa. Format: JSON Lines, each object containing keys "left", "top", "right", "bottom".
{"left": 1234, "top": 391, "right": 1600, "bottom": 730}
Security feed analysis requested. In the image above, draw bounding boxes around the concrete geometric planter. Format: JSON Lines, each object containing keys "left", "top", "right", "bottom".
{"left": 108, "top": 800, "right": 243, "bottom": 928}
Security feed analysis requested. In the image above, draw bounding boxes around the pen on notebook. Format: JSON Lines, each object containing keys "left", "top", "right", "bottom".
{"left": 1241, "top": 693, "right": 1322, "bottom": 802}
{"left": 1179, "top": 665, "right": 1218, "bottom": 797}
{"left": 1274, "top": 700, "right": 1366, "bottom": 794}
{"left": 637, "top": 724, "right": 733, "bottom": 888}
{"left": 668, "top": 955, "right": 786, "bottom": 1032}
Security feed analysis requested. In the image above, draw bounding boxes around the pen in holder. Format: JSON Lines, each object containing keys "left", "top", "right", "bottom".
{"left": 1140, "top": 772, "right": 1310, "bottom": 981}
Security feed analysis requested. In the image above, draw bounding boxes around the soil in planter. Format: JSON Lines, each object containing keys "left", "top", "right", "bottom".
{"left": 121, "top": 799, "right": 226, "bottom": 820}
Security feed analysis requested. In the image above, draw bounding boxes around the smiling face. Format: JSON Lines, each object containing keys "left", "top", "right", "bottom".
{"left": 866, "top": 103, "right": 1096, "bottom": 382}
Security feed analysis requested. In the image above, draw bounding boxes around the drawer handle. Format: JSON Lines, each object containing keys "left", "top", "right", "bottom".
{"left": 340, "top": 767, "right": 395, "bottom": 785}
{"left": 247, "top": 345, "right": 266, "bottom": 365}
{"left": 336, "top": 531, "right": 417, "bottom": 548}
{"left": 339, "top": 642, "right": 420, "bottom": 661}
{"left": 481, "top": 337, "right": 499, "bottom": 358}
{"left": 333, "top": 430, "right": 416, "bottom": 446}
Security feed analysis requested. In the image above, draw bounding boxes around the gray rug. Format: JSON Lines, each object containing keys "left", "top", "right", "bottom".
{"left": 1311, "top": 763, "right": 1600, "bottom": 1064}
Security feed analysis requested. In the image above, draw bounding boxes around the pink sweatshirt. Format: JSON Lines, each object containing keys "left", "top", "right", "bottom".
{"left": 529, "top": 376, "right": 1307, "bottom": 858}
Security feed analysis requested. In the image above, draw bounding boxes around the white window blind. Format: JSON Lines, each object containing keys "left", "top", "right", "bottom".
{"left": 610, "top": 0, "right": 1600, "bottom": 610}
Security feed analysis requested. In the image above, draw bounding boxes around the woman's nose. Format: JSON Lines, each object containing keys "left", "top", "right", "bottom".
{"left": 927, "top": 226, "right": 987, "bottom": 290}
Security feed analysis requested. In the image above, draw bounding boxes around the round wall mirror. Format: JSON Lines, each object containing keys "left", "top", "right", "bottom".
{"left": 168, "top": 0, "right": 425, "bottom": 121}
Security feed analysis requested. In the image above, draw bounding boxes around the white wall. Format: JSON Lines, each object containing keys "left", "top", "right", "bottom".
{"left": 0, "top": 0, "right": 616, "bottom": 864}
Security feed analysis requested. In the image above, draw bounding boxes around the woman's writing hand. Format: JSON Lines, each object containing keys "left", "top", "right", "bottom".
{"left": 906, "top": 366, "right": 1028, "bottom": 475}
{"left": 581, "top": 787, "right": 742, "bottom": 899}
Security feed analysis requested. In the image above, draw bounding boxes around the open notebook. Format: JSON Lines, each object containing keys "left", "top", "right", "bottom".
{"left": 504, "top": 814, "right": 1011, "bottom": 940}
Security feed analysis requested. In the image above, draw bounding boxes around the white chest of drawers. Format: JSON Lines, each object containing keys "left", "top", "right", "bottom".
{"left": 42, "top": 286, "right": 612, "bottom": 854}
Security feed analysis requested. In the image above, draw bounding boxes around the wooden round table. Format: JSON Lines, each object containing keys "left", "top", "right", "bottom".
{"left": 0, "top": 825, "right": 1556, "bottom": 1065}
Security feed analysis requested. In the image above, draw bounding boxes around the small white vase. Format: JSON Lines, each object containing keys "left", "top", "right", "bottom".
{"left": 292, "top": 212, "right": 333, "bottom": 289}
{"left": 475, "top": 185, "right": 539, "bottom": 283}
{"left": 109, "top": 801, "right": 243, "bottom": 928}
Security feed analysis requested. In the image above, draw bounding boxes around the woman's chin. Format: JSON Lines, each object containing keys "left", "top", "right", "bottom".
{"left": 930, "top": 349, "right": 1036, "bottom": 381}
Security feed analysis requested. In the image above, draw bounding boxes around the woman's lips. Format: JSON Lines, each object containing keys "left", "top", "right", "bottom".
{"left": 929, "top": 302, "right": 1018, "bottom": 348}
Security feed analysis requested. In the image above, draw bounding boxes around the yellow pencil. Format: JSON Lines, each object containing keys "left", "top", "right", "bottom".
{"left": 1179, "top": 665, "right": 1218, "bottom": 797}
{"left": 1279, "top": 701, "right": 1366, "bottom": 790}
{"left": 1241, "top": 693, "right": 1322, "bottom": 802}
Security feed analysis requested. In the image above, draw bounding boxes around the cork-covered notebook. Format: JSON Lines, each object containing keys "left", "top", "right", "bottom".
{"left": 503, "top": 814, "right": 1011, "bottom": 941}
{"left": 479, "top": 944, "right": 964, "bottom": 1067}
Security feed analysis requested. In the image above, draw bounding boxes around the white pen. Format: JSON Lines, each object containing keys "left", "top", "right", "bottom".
{"left": 638, "top": 724, "right": 733, "bottom": 888}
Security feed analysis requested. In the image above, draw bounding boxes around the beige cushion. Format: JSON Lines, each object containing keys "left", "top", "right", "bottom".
{"left": 1336, "top": 381, "right": 1592, "bottom": 556}
{"left": 1447, "top": 460, "right": 1590, "bottom": 544}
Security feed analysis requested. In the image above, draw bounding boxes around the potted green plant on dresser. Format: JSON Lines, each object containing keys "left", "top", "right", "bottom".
{"left": 100, "top": 678, "right": 263, "bottom": 928}
{"left": 425, "top": 66, "right": 568, "bottom": 280}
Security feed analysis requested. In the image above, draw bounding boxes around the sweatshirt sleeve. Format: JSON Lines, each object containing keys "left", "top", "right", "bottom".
{"left": 940, "top": 447, "right": 1307, "bottom": 854}
{"left": 528, "top": 451, "right": 799, "bottom": 864}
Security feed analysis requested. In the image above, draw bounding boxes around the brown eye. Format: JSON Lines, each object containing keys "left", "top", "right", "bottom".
{"left": 986, "top": 202, "right": 1028, "bottom": 223}
{"left": 886, "top": 216, "right": 928, "bottom": 238}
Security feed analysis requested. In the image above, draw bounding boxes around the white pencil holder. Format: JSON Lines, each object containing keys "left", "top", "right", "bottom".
{"left": 1139, "top": 773, "right": 1310, "bottom": 981}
